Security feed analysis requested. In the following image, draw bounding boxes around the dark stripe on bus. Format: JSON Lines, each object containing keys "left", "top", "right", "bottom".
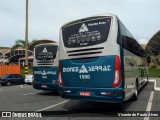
{"left": 68, "top": 51, "right": 102, "bottom": 56}
{"left": 67, "top": 47, "right": 104, "bottom": 53}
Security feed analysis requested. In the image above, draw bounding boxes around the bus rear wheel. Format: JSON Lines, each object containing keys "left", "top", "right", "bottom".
{"left": 132, "top": 83, "right": 138, "bottom": 101}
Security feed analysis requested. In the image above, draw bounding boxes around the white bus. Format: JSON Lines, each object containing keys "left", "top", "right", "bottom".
{"left": 33, "top": 42, "right": 59, "bottom": 91}
{"left": 58, "top": 13, "right": 148, "bottom": 107}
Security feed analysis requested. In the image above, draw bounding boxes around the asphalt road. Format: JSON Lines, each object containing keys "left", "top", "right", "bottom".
{"left": 0, "top": 82, "right": 159, "bottom": 120}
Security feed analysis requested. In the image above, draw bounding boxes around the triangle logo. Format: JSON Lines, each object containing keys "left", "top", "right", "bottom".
{"left": 43, "top": 47, "right": 48, "bottom": 52}
{"left": 79, "top": 65, "right": 88, "bottom": 73}
{"left": 42, "top": 71, "right": 46, "bottom": 75}
{"left": 79, "top": 23, "right": 89, "bottom": 33}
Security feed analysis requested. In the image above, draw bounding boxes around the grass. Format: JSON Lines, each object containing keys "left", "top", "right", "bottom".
{"left": 149, "top": 68, "right": 160, "bottom": 77}
{"left": 21, "top": 67, "right": 33, "bottom": 76}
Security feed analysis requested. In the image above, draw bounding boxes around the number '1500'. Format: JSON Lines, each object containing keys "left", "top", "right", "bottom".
{"left": 79, "top": 75, "right": 90, "bottom": 79}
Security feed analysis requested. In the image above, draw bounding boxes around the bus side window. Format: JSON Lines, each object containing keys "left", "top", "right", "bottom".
{"left": 121, "top": 36, "right": 128, "bottom": 49}
{"left": 121, "top": 35, "right": 145, "bottom": 57}
{"left": 121, "top": 36, "right": 133, "bottom": 51}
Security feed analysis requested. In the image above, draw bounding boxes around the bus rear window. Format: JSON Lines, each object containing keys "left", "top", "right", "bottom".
{"left": 35, "top": 45, "right": 58, "bottom": 61}
{"left": 62, "top": 17, "right": 111, "bottom": 48}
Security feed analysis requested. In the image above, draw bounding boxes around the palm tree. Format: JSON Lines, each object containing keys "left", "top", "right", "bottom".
{"left": 29, "top": 39, "right": 37, "bottom": 46}
{"left": 11, "top": 39, "right": 30, "bottom": 51}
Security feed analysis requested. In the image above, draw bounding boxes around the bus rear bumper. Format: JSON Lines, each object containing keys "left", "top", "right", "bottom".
{"left": 59, "top": 87, "right": 124, "bottom": 103}
{"left": 33, "top": 83, "right": 59, "bottom": 91}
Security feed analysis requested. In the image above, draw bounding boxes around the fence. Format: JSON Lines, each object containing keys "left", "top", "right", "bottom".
{"left": 0, "top": 65, "right": 20, "bottom": 77}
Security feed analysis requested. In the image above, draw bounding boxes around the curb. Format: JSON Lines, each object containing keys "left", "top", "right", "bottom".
{"left": 148, "top": 79, "right": 160, "bottom": 91}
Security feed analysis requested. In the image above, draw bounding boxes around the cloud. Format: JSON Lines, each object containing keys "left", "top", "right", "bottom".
{"left": 0, "top": 0, "right": 160, "bottom": 47}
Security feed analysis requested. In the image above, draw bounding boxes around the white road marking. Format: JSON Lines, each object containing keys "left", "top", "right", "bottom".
{"left": 25, "top": 85, "right": 32, "bottom": 88}
{"left": 154, "top": 81, "right": 160, "bottom": 91}
{"left": 148, "top": 79, "right": 160, "bottom": 91}
{"left": 155, "top": 88, "right": 160, "bottom": 91}
{"left": 144, "top": 91, "right": 154, "bottom": 120}
{"left": 23, "top": 91, "right": 42, "bottom": 95}
{"left": 20, "top": 84, "right": 32, "bottom": 89}
{"left": 36, "top": 100, "right": 70, "bottom": 112}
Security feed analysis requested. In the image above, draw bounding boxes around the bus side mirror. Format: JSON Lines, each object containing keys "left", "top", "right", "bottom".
{"left": 146, "top": 56, "right": 151, "bottom": 63}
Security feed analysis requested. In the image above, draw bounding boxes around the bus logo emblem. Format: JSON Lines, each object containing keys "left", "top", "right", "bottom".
{"left": 43, "top": 47, "right": 48, "bottom": 52}
{"left": 42, "top": 71, "right": 46, "bottom": 75}
{"left": 79, "top": 65, "right": 88, "bottom": 73}
{"left": 79, "top": 23, "right": 89, "bottom": 33}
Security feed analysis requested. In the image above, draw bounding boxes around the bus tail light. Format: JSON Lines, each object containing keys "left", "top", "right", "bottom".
{"left": 112, "top": 55, "right": 122, "bottom": 88}
{"left": 58, "top": 63, "right": 63, "bottom": 86}
{"left": 64, "top": 90, "right": 71, "bottom": 93}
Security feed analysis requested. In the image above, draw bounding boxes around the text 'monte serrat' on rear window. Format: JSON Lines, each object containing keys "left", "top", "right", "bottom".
{"left": 62, "top": 17, "right": 111, "bottom": 48}
{"left": 35, "top": 45, "right": 58, "bottom": 61}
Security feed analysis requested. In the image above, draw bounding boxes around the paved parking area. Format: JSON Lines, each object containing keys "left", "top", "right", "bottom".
{"left": 0, "top": 80, "right": 159, "bottom": 120}
{"left": 0, "top": 84, "right": 65, "bottom": 111}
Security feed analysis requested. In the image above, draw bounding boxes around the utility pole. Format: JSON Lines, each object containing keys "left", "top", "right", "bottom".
{"left": 25, "top": 0, "right": 28, "bottom": 76}
{"left": 2, "top": 53, "right": 5, "bottom": 64}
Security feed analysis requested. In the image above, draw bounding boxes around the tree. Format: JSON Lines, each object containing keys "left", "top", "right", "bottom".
{"left": 11, "top": 39, "right": 30, "bottom": 51}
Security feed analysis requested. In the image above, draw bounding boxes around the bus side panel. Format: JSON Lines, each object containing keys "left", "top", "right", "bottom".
{"left": 118, "top": 19, "right": 147, "bottom": 101}
{"left": 123, "top": 49, "right": 147, "bottom": 101}
{"left": 33, "top": 66, "right": 58, "bottom": 91}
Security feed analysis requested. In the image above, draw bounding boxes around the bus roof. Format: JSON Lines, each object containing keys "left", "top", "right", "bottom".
{"left": 61, "top": 13, "right": 117, "bottom": 28}
{"left": 34, "top": 42, "right": 59, "bottom": 48}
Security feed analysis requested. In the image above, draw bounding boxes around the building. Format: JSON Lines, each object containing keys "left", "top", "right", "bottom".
{"left": 0, "top": 47, "right": 11, "bottom": 64}
{"left": 145, "top": 30, "right": 160, "bottom": 67}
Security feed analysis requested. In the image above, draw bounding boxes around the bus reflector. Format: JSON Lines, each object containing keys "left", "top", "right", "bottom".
{"left": 64, "top": 90, "right": 71, "bottom": 93}
{"left": 101, "top": 92, "right": 111, "bottom": 95}
{"left": 112, "top": 55, "right": 122, "bottom": 88}
{"left": 58, "top": 63, "right": 63, "bottom": 86}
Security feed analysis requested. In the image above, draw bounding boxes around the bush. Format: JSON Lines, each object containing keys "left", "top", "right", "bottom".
{"left": 149, "top": 68, "right": 160, "bottom": 77}
{"left": 151, "top": 66, "right": 157, "bottom": 68}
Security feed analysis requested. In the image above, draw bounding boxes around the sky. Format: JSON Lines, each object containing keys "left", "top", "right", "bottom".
{"left": 0, "top": 0, "right": 160, "bottom": 47}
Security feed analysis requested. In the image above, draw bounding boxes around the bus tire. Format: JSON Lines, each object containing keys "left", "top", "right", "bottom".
{"left": 132, "top": 82, "right": 138, "bottom": 101}
{"left": 146, "top": 75, "right": 149, "bottom": 84}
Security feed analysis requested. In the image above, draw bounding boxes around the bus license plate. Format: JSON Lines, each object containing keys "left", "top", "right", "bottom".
{"left": 42, "top": 85, "right": 47, "bottom": 88}
{"left": 80, "top": 92, "right": 90, "bottom": 96}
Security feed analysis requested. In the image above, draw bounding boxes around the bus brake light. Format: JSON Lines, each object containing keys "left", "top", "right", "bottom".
{"left": 58, "top": 63, "right": 63, "bottom": 86}
{"left": 112, "top": 55, "right": 122, "bottom": 88}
